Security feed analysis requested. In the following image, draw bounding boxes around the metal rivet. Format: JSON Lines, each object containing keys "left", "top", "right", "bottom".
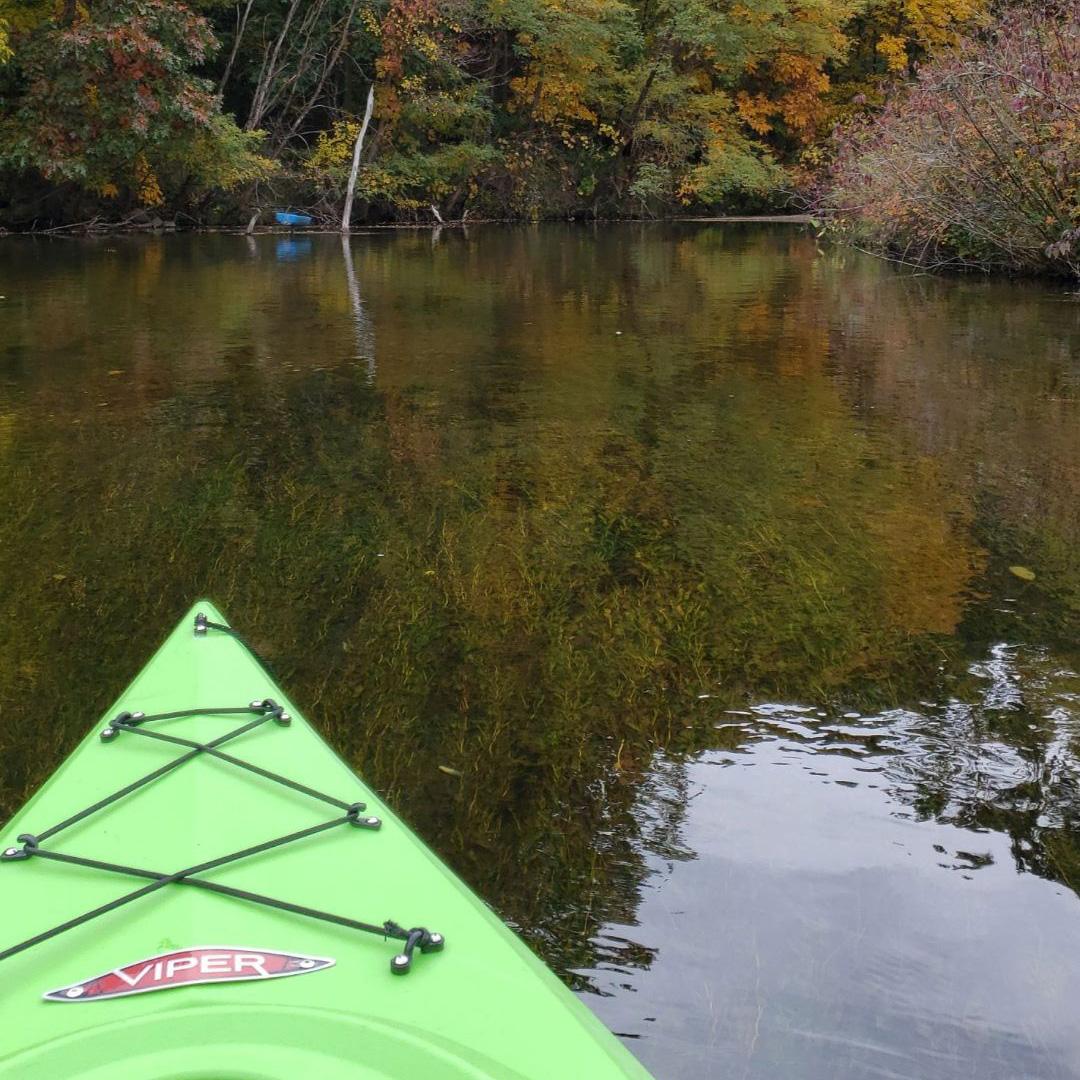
{"left": 131, "top": 711, "right": 144, "bottom": 720}
{"left": 64, "top": 987, "right": 84, "bottom": 998}
{"left": 367, "top": 817, "right": 380, "bottom": 827}
{"left": 250, "top": 699, "right": 265, "bottom": 709}
{"left": 430, "top": 933, "right": 443, "bottom": 945}
{"left": 100, "top": 727, "right": 116, "bottom": 741}
{"left": 3, "top": 847, "right": 18, "bottom": 858}
{"left": 392, "top": 955, "right": 409, "bottom": 967}
{"left": 299, "top": 959, "right": 316, "bottom": 969}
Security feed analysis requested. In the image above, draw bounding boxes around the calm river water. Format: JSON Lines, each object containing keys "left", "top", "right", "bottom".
{"left": 1, "top": 225, "right": 1079, "bottom": 1078}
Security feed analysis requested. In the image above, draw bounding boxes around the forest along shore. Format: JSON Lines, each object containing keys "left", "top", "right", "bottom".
{"left": 0, "top": 0, "right": 1075, "bottom": 278}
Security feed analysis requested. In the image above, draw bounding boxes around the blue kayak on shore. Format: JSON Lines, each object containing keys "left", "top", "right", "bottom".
{"left": 274, "top": 211, "right": 313, "bottom": 227}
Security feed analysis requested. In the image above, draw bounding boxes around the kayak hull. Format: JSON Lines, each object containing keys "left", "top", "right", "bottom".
{"left": 0, "top": 602, "right": 651, "bottom": 1079}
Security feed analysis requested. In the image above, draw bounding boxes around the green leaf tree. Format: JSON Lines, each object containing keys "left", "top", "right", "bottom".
{"left": 0, "top": 0, "right": 271, "bottom": 208}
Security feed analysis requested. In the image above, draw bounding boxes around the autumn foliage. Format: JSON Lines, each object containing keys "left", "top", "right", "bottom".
{"left": 3, "top": 0, "right": 1061, "bottom": 261}
{"left": 819, "top": 2, "right": 1080, "bottom": 278}
{"left": 0, "top": 0, "right": 270, "bottom": 213}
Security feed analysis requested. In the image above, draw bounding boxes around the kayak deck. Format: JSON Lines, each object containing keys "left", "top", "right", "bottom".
{"left": 0, "top": 601, "right": 651, "bottom": 1079}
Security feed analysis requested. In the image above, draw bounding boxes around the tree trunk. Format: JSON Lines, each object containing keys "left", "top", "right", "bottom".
{"left": 219, "top": 0, "right": 255, "bottom": 96}
{"left": 622, "top": 64, "right": 659, "bottom": 146}
{"left": 246, "top": 0, "right": 303, "bottom": 130}
{"left": 341, "top": 83, "right": 375, "bottom": 233}
{"left": 276, "top": 0, "right": 362, "bottom": 151}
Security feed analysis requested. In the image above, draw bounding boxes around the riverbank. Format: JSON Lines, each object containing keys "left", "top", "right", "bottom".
{"left": 0, "top": 214, "right": 814, "bottom": 237}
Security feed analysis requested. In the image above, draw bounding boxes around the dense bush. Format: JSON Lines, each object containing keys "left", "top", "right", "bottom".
{"left": 819, "top": 2, "right": 1080, "bottom": 278}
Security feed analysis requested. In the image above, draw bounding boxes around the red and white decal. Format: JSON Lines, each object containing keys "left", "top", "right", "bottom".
{"left": 43, "top": 947, "right": 334, "bottom": 1002}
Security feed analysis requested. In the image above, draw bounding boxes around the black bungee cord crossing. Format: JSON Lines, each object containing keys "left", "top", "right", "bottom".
{"left": 0, "top": 613, "right": 444, "bottom": 975}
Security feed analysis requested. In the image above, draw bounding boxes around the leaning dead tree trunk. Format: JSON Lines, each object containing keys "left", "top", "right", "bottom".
{"left": 341, "top": 84, "right": 376, "bottom": 233}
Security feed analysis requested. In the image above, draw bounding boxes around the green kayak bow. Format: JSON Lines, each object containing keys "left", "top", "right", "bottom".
{"left": 0, "top": 602, "right": 652, "bottom": 1080}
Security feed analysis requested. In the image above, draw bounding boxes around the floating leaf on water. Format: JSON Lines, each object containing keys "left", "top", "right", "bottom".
{"left": 1008, "top": 565, "right": 1036, "bottom": 581}
{"left": 437, "top": 764, "right": 463, "bottom": 777}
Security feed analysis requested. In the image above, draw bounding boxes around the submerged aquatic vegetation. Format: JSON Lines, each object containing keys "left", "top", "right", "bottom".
{"left": 0, "top": 226, "right": 1076, "bottom": 977}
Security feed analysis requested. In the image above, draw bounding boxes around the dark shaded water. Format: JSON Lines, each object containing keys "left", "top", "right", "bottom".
{"left": 1, "top": 226, "right": 1078, "bottom": 1078}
